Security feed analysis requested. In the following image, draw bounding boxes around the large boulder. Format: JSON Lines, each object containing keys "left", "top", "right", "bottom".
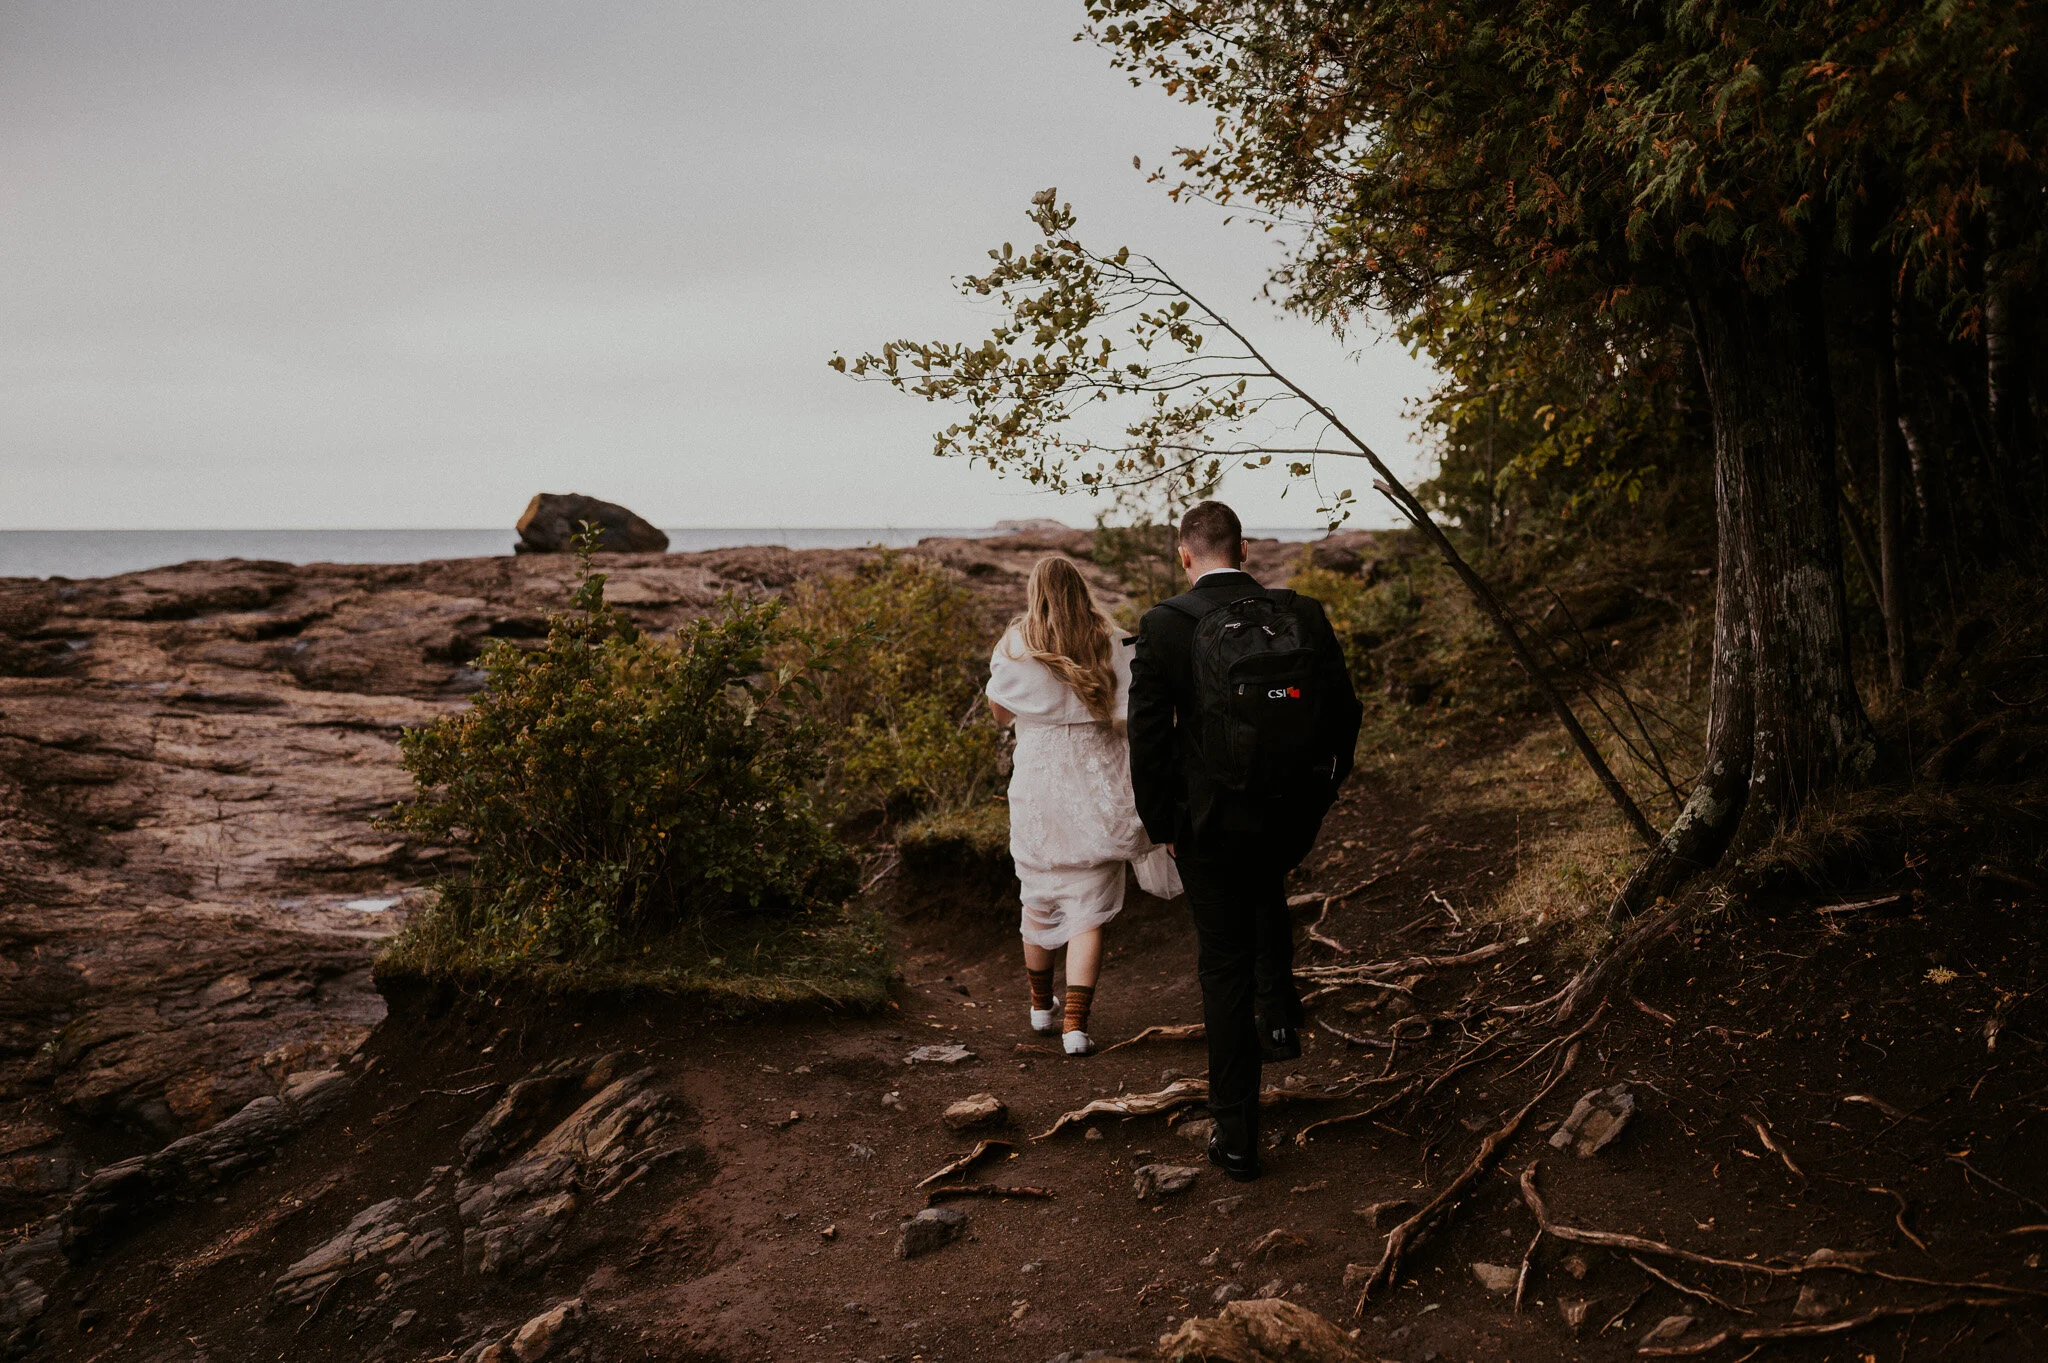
{"left": 514, "top": 494, "right": 669, "bottom": 555}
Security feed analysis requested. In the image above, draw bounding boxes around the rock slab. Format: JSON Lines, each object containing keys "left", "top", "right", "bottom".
{"left": 941, "top": 1093, "right": 1007, "bottom": 1131}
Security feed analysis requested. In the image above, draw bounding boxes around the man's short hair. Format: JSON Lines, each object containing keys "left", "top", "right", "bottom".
{"left": 1179, "top": 500, "right": 1243, "bottom": 562}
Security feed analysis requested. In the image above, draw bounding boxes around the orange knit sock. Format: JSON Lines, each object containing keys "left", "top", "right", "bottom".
{"left": 1026, "top": 968, "right": 1055, "bottom": 1011}
{"left": 1063, "top": 985, "right": 1095, "bottom": 1035}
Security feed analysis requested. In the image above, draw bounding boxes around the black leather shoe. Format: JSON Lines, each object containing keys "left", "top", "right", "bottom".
{"left": 1207, "top": 1101, "right": 1262, "bottom": 1182}
{"left": 1257, "top": 1023, "right": 1302, "bottom": 1064}
{"left": 1207, "top": 1128, "right": 1261, "bottom": 1182}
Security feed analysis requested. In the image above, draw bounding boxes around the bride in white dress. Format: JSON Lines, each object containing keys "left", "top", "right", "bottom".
{"left": 986, "top": 557, "right": 1181, "bottom": 1055}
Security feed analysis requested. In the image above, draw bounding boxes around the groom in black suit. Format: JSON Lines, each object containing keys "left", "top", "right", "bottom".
{"left": 1128, "top": 500, "right": 1362, "bottom": 1181}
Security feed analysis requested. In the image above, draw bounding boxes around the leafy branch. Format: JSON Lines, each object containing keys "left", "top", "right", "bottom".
{"left": 834, "top": 192, "right": 1660, "bottom": 848}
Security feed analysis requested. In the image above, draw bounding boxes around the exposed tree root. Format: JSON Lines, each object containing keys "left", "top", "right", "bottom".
{"left": 1095, "top": 1022, "right": 1204, "bottom": 1056}
{"left": 1637, "top": 1297, "right": 2026, "bottom": 1356}
{"left": 1627, "top": 1254, "right": 1754, "bottom": 1315}
{"left": 1293, "top": 1078, "right": 1422, "bottom": 1147}
{"left": 1519, "top": 1161, "right": 2045, "bottom": 1298}
{"left": 1296, "top": 940, "right": 1508, "bottom": 988}
{"left": 1352, "top": 1040, "right": 1583, "bottom": 1311}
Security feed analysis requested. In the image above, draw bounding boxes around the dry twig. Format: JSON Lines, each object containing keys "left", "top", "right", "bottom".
{"left": 1749, "top": 1117, "right": 1804, "bottom": 1181}
{"left": 914, "top": 1139, "right": 1013, "bottom": 1188}
{"left": 1627, "top": 1254, "right": 1754, "bottom": 1315}
{"left": 925, "top": 1184, "right": 1054, "bottom": 1205}
{"left": 1294, "top": 1079, "right": 1422, "bottom": 1147}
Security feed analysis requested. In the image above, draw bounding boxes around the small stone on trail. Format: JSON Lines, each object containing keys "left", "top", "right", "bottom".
{"left": 820, "top": 1224, "right": 837, "bottom": 1241}
{"left": 1471, "top": 1262, "right": 1518, "bottom": 1293}
{"left": 1211, "top": 1281, "right": 1247, "bottom": 1305}
{"left": 1792, "top": 1284, "right": 1836, "bottom": 1319}
{"left": 905, "top": 1043, "right": 977, "bottom": 1065}
{"left": 1199, "top": 1248, "right": 1221, "bottom": 1268}
{"left": 1211, "top": 1195, "right": 1247, "bottom": 1218}
{"left": 942, "top": 1093, "right": 1007, "bottom": 1132}
{"left": 1640, "top": 1314, "right": 1695, "bottom": 1345}
{"left": 1133, "top": 1164, "right": 1202, "bottom": 1200}
{"left": 1560, "top": 1253, "right": 1591, "bottom": 1280}
{"left": 1021, "top": 1260, "right": 1044, "bottom": 1275}
{"left": 1247, "top": 1228, "right": 1309, "bottom": 1261}
{"left": 895, "top": 1206, "right": 968, "bottom": 1259}
{"left": 1286, "top": 893, "right": 1324, "bottom": 910}
{"left": 1255, "top": 1278, "right": 1286, "bottom": 1299}
{"left": 1549, "top": 1084, "right": 1635, "bottom": 1158}
{"left": 847, "top": 1143, "right": 875, "bottom": 1161}
{"left": 390, "top": 1309, "right": 417, "bottom": 1332}
{"left": 1559, "top": 1298, "right": 1591, "bottom": 1331}
{"left": 1084, "top": 1126, "right": 1104, "bottom": 1142}
{"left": 881, "top": 1090, "right": 905, "bottom": 1111}
{"left": 1177, "top": 1117, "right": 1216, "bottom": 1144}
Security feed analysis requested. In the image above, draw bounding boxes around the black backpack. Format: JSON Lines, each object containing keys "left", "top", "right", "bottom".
{"left": 1162, "top": 588, "right": 1327, "bottom": 798}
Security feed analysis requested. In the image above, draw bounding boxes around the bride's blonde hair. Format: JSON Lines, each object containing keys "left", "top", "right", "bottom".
{"left": 1012, "top": 556, "right": 1119, "bottom": 723}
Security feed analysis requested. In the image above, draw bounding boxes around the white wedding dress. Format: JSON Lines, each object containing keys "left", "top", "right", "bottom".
{"left": 987, "top": 625, "right": 1182, "bottom": 948}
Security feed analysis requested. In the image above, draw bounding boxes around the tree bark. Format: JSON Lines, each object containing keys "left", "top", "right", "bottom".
{"left": 1873, "top": 316, "right": 1916, "bottom": 691}
{"left": 1984, "top": 193, "right": 2041, "bottom": 522}
{"left": 1612, "top": 265, "right": 1876, "bottom": 918}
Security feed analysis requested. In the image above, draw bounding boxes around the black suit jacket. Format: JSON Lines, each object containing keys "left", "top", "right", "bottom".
{"left": 1127, "top": 570, "right": 1364, "bottom": 864}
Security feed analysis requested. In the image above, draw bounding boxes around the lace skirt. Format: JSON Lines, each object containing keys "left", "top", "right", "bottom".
{"left": 1008, "top": 720, "right": 1181, "bottom": 948}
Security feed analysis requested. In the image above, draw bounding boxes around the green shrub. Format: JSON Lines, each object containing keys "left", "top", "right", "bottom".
{"left": 383, "top": 553, "right": 859, "bottom": 976}
{"left": 1289, "top": 562, "right": 1424, "bottom": 687}
{"left": 783, "top": 551, "right": 1002, "bottom": 817}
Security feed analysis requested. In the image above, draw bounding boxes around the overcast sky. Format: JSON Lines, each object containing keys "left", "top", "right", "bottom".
{"left": 3, "top": 2, "right": 1434, "bottom": 531}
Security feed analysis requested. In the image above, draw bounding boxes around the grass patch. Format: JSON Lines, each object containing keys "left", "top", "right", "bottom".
{"left": 376, "top": 899, "right": 893, "bottom": 1014}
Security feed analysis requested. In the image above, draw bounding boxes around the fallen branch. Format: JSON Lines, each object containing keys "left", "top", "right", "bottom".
{"left": 926, "top": 1184, "right": 1055, "bottom": 1205}
{"left": 1494, "top": 1002, "right": 1607, "bottom": 1082}
{"left": 1096, "top": 1023, "right": 1204, "bottom": 1056}
{"left": 1637, "top": 1297, "right": 2021, "bottom": 1356}
{"left": 914, "top": 1139, "right": 1013, "bottom": 1188}
{"left": 1306, "top": 893, "right": 1347, "bottom": 953}
{"left": 1813, "top": 894, "right": 1903, "bottom": 916}
{"left": 1353, "top": 1041, "right": 1582, "bottom": 1311}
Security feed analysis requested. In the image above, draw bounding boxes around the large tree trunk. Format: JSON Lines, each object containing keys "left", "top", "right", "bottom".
{"left": 1873, "top": 314, "right": 1916, "bottom": 692}
{"left": 1985, "top": 194, "right": 2041, "bottom": 522}
{"left": 1612, "top": 266, "right": 1875, "bottom": 919}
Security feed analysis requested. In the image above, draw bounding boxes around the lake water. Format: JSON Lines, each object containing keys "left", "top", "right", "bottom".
{"left": 0, "top": 526, "right": 1326, "bottom": 581}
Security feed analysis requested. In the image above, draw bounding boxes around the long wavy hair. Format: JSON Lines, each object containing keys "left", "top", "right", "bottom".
{"left": 1011, "top": 556, "right": 1119, "bottom": 723}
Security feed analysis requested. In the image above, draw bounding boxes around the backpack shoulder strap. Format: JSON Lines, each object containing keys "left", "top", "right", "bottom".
{"left": 1265, "top": 588, "right": 1298, "bottom": 608}
{"left": 1160, "top": 591, "right": 1224, "bottom": 621}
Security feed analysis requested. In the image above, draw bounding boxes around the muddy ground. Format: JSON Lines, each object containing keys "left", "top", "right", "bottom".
{"left": 4, "top": 536, "right": 2047, "bottom": 1362}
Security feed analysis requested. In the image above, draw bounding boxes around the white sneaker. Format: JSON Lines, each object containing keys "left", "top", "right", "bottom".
{"left": 1030, "top": 1002, "right": 1060, "bottom": 1035}
{"left": 1062, "top": 1030, "right": 1095, "bottom": 1056}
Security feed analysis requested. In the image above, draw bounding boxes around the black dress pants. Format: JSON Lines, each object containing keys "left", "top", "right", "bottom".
{"left": 1178, "top": 845, "right": 1303, "bottom": 1115}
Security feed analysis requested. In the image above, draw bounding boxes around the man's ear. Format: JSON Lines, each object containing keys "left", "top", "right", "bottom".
{"left": 1236, "top": 538, "right": 1250, "bottom": 566}
{"left": 1178, "top": 544, "right": 1194, "bottom": 570}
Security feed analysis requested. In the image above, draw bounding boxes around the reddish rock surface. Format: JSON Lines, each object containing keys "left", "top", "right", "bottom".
{"left": 0, "top": 530, "right": 1344, "bottom": 1234}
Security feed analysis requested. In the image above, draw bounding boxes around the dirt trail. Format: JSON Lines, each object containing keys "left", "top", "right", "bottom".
{"left": 6, "top": 537, "right": 2046, "bottom": 1362}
